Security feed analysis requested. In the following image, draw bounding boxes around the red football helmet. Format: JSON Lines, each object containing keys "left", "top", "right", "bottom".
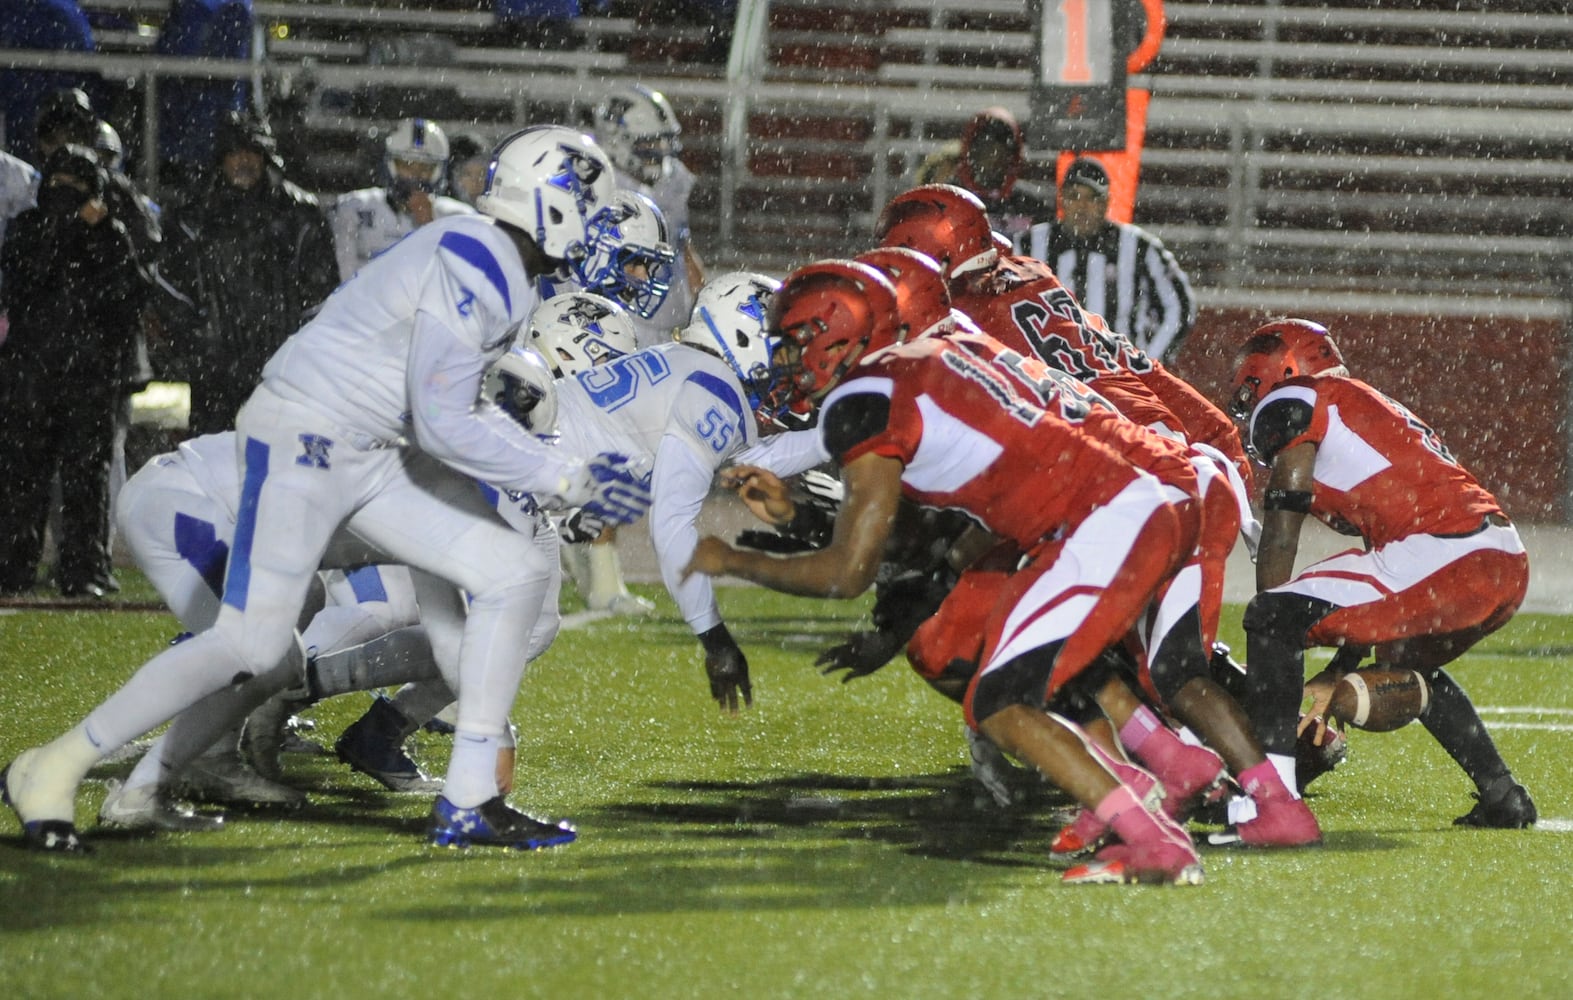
{"left": 875, "top": 185, "right": 999, "bottom": 281}
{"left": 853, "top": 246, "right": 951, "bottom": 342}
{"left": 766, "top": 259, "right": 899, "bottom": 414}
{"left": 1228, "top": 318, "right": 1349, "bottom": 419}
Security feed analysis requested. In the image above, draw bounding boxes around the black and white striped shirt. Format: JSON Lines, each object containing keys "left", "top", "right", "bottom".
{"left": 1024, "top": 219, "right": 1197, "bottom": 364}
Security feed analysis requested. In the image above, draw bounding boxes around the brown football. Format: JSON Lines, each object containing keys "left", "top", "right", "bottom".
{"left": 1327, "top": 668, "right": 1430, "bottom": 732}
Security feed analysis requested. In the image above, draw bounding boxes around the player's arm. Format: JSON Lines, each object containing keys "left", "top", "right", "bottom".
{"left": 684, "top": 450, "right": 903, "bottom": 599}
{"left": 325, "top": 196, "right": 361, "bottom": 282}
{"left": 730, "top": 427, "right": 831, "bottom": 481}
{"left": 1256, "top": 440, "right": 1317, "bottom": 591}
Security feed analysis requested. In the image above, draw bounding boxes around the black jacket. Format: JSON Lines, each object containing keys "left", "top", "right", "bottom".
{"left": 158, "top": 170, "right": 339, "bottom": 386}
{"left": 0, "top": 203, "right": 151, "bottom": 387}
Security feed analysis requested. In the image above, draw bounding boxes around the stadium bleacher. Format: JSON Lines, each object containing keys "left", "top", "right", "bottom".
{"left": 5, "top": 0, "right": 1571, "bottom": 298}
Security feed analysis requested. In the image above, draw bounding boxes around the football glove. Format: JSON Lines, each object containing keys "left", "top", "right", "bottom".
{"left": 698, "top": 623, "right": 752, "bottom": 713}
{"left": 557, "top": 507, "right": 606, "bottom": 545}
{"left": 578, "top": 453, "right": 654, "bottom": 528}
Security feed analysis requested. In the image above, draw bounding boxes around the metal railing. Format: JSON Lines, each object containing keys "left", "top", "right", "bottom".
{"left": 4, "top": 0, "right": 1570, "bottom": 312}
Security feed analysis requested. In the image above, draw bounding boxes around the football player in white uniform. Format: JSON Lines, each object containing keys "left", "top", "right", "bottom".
{"left": 592, "top": 84, "right": 705, "bottom": 348}
{"left": 327, "top": 117, "right": 476, "bottom": 281}
{"left": 1, "top": 125, "right": 653, "bottom": 853}
{"left": 97, "top": 428, "right": 564, "bottom": 829}
{"left": 532, "top": 274, "right": 785, "bottom": 711}
{"left": 538, "top": 191, "right": 680, "bottom": 616}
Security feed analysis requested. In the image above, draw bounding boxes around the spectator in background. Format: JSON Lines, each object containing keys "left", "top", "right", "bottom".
{"left": 154, "top": 0, "right": 253, "bottom": 195}
{"left": 0, "top": 144, "right": 151, "bottom": 597}
{"left": 1025, "top": 157, "right": 1197, "bottom": 365}
{"left": 955, "top": 106, "right": 1052, "bottom": 251}
{"left": 0, "top": 0, "right": 96, "bottom": 166}
{"left": 158, "top": 111, "right": 338, "bottom": 436}
{"left": 327, "top": 118, "right": 473, "bottom": 281}
{"left": 911, "top": 140, "right": 960, "bottom": 188}
{"left": 446, "top": 131, "right": 490, "bottom": 208}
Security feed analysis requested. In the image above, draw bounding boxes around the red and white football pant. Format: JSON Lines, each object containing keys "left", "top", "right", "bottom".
{"left": 955, "top": 475, "right": 1199, "bottom": 729}
{"left": 1269, "top": 522, "right": 1527, "bottom": 670}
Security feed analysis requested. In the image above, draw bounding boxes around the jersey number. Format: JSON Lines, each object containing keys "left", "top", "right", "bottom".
{"left": 695, "top": 406, "right": 734, "bottom": 453}
{"left": 578, "top": 352, "right": 672, "bottom": 412}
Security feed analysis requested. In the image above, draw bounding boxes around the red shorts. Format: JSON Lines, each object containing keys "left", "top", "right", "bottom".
{"left": 958, "top": 475, "right": 1198, "bottom": 728}
{"left": 1274, "top": 522, "right": 1528, "bottom": 671}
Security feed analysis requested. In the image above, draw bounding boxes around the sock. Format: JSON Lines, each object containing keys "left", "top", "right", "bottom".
{"left": 1226, "top": 795, "right": 1260, "bottom": 825}
{"left": 1094, "top": 784, "right": 1145, "bottom": 827}
{"left": 1418, "top": 668, "right": 1513, "bottom": 793}
{"left": 442, "top": 731, "right": 503, "bottom": 808}
{"left": 17, "top": 726, "right": 104, "bottom": 820}
{"left": 1241, "top": 757, "right": 1300, "bottom": 801}
{"left": 1117, "top": 705, "right": 1164, "bottom": 755}
{"left": 587, "top": 543, "right": 628, "bottom": 605}
{"left": 388, "top": 681, "right": 456, "bottom": 737}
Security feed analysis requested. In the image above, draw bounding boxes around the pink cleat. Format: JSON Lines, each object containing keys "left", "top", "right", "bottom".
{"left": 1063, "top": 841, "right": 1205, "bottom": 886}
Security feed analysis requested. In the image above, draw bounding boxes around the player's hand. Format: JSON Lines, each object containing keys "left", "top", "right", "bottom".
{"left": 682, "top": 536, "right": 735, "bottom": 582}
{"left": 697, "top": 624, "right": 753, "bottom": 714}
{"left": 721, "top": 464, "right": 796, "bottom": 526}
{"left": 1297, "top": 669, "right": 1341, "bottom": 746}
{"left": 78, "top": 197, "right": 108, "bottom": 226}
{"left": 558, "top": 507, "right": 606, "bottom": 545}
{"left": 579, "top": 453, "right": 653, "bottom": 527}
{"left": 815, "top": 629, "right": 903, "bottom": 683}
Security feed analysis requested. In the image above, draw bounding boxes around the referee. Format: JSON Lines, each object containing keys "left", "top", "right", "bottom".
{"left": 1025, "top": 158, "right": 1197, "bottom": 364}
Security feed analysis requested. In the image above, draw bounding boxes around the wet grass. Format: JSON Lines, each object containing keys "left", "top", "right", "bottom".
{"left": 1, "top": 583, "right": 1570, "bottom": 998}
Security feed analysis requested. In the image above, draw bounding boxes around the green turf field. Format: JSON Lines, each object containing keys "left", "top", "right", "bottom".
{"left": 1, "top": 580, "right": 1569, "bottom": 999}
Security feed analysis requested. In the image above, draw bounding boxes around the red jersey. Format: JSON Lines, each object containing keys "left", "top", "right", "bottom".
{"left": 952, "top": 255, "right": 1178, "bottom": 431}
{"left": 819, "top": 335, "right": 1192, "bottom": 549}
{"left": 1137, "top": 362, "right": 1254, "bottom": 490}
{"left": 1249, "top": 375, "right": 1502, "bottom": 544}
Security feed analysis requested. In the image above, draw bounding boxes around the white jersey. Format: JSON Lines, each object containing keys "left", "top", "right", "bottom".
{"left": 554, "top": 341, "right": 759, "bottom": 632}
{"left": 615, "top": 160, "right": 697, "bottom": 348}
{"left": 261, "top": 213, "right": 575, "bottom": 499}
{"left": 327, "top": 186, "right": 476, "bottom": 281}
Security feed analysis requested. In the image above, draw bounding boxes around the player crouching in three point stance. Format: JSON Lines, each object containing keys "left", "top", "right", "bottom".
{"left": 685, "top": 260, "right": 1220, "bottom": 886}
{"left": 1, "top": 125, "right": 654, "bottom": 853}
{"left": 1231, "top": 319, "right": 1535, "bottom": 828}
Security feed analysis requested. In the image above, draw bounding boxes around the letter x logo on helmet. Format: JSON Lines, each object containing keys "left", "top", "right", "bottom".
{"left": 1229, "top": 318, "right": 1349, "bottom": 420}
{"left": 875, "top": 184, "right": 999, "bottom": 281}
{"left": 477, "top": 125, "right": 616, "bottom": 261}
{"left": 766, "top": 260, "right": 900, "bottom": 416}
{"left": 529, "top": 291, "right": 638, "bottom": 378}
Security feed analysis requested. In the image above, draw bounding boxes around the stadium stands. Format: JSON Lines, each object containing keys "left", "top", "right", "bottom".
{"left": 5, "top": 0, "right": 1571, "bottom": 298}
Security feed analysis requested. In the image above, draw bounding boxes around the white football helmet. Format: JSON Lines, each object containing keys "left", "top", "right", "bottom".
{"left": 477, "top": 125, "right": 616, "bottom": 262}
{"left": 383, "top": 117, "right": 450, "bottom": 188}
{"left": 529, "top": 292, "right": 638, "bottom": 378}
{"left": 484, "top": 344, "right": 559, "bottom": 435}
{"left": 93, "top": 119, "right": 123, "bottom": 172}
{"left": 593, "top": 84, "right": 682, "bottom": 185}
{"left": 570, "top": 190, "right": 676, "bottom": 320}
{"left": 679, "top": 272, "right": 782, "bottom": 421}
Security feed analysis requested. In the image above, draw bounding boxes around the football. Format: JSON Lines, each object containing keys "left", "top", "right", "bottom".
{"left": 1327, "top": 668, "right": 1431, "bottom": 732}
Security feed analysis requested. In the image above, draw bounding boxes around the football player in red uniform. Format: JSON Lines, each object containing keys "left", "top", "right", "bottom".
{"left": 869, "top": 192, "right": 1317, "bottom": 844}
{"left": 688, "top": 260, "right": 1224, "bottom": 884}
{"left": 1231, "top": 319, "right": 1535, "bottom": 828}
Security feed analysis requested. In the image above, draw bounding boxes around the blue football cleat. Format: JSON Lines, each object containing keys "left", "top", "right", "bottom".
{"left": 427, "top": 795, "right": 576, "bottom": 850}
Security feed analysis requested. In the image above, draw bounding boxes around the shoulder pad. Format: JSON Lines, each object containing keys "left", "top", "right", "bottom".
{"left": 822, "top": 392, "right": 892, "bottom": 460}
{"left": 1251, "top": 389, "right": 1315, "bottom": 464}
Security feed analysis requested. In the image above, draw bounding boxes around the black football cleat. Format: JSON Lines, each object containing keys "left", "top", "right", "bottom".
{"left": 1454, "top": 782, "right": 1537, "bottom": 829}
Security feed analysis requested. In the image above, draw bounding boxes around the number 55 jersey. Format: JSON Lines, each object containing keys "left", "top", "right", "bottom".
{"left": 552, "top": 341, "right": 763, "bottom": 633}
